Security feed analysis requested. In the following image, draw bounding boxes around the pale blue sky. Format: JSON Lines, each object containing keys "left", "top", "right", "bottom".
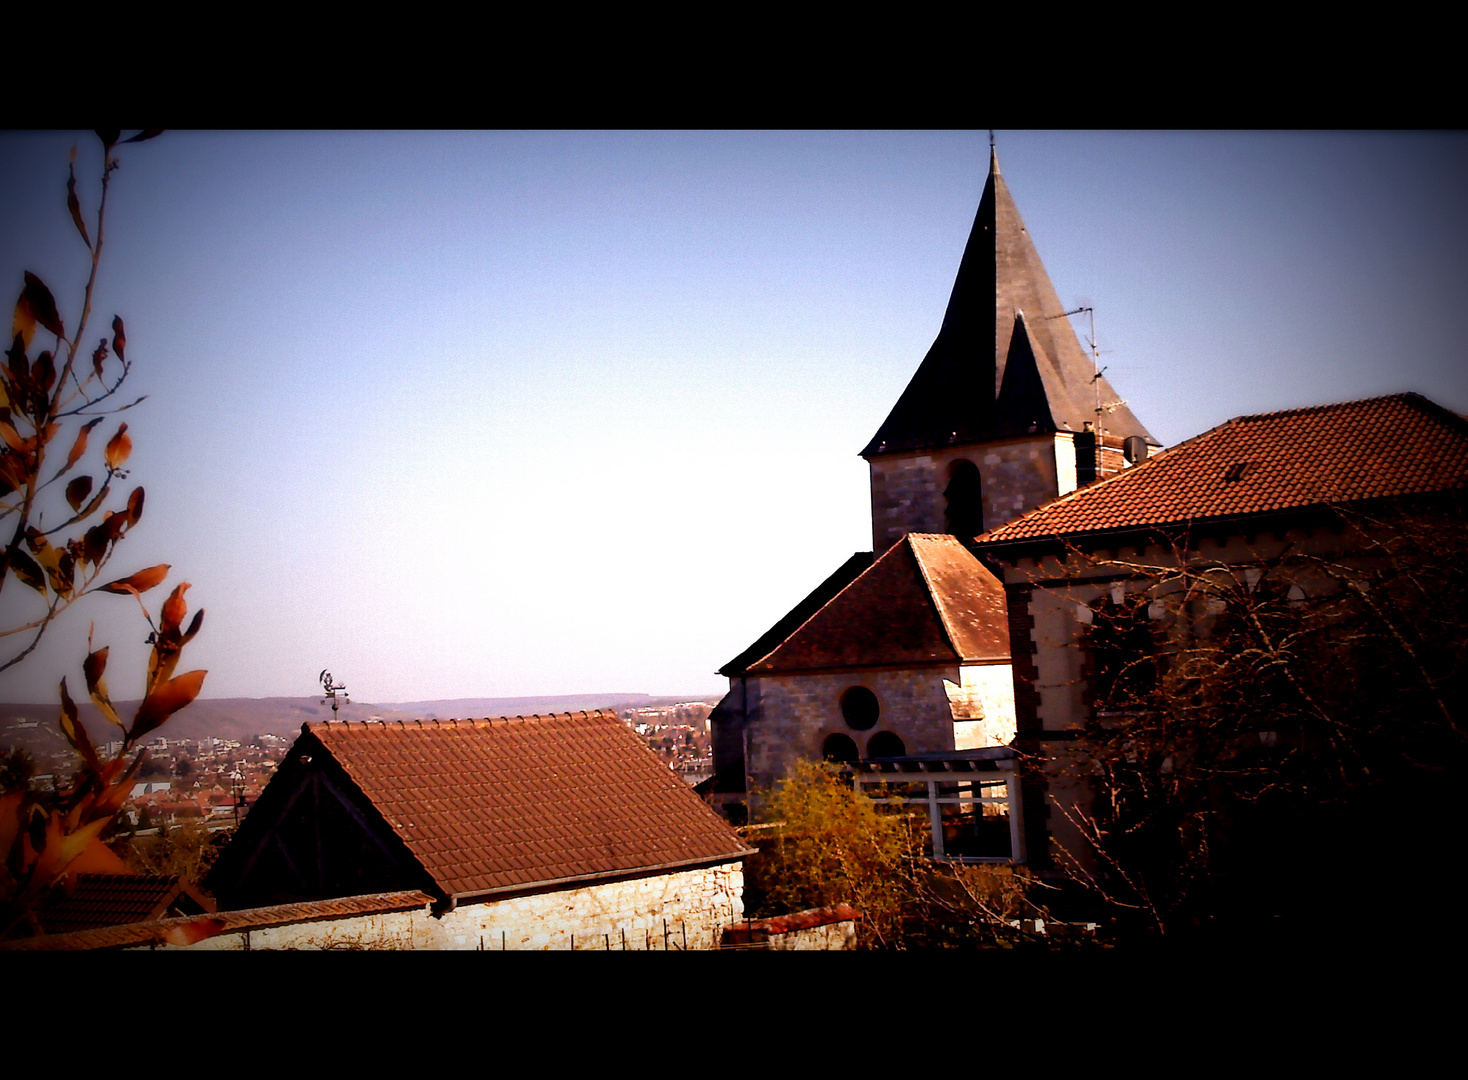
{"left": 1, "top": 131, "right": 1464, "bottom": 704}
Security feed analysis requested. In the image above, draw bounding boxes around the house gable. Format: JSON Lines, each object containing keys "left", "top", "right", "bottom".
{"left": 748, "top": 534, "right": 1009, "bottom": 674}
{"left": 212, "top": 711, "right": 753, "bottom": 911}
{"left": 207, "top": 729, "right": 436, "bottom": 909}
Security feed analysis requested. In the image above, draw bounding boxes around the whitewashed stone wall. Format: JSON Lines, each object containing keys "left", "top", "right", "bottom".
{"left": 160, "top": 864, "right": 744, "bottom": 951}
{"left": 949, "top": 662, "right": 1017, "bottom": 749}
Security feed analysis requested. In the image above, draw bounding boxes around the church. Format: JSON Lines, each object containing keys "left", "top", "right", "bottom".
{"left": 704, "top": 145, "right": 1160, "bottom": 827}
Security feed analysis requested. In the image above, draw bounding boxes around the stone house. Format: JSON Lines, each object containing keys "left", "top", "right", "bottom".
{"left": 203, "top": 710, "right": 754, "bottom": 949}
{"left": 709, "top": 145, "right": 1159, "bottom": 823}
{"left": 972, "top": 392, "right": 1468, "bottom": 881}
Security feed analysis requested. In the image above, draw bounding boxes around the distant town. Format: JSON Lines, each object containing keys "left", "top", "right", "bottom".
{"left": 0, "top": 695, "right": 716, "bottom": 841}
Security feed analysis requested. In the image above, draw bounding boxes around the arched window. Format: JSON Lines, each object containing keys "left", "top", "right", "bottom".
{"left": 839, "top": 686, "right": 880, "bottom": 731}
{"left": 822, "top": 733, "right": 859, "bottom": 763}
{"left": 944, "top": 459, "right": 984, "bottom": 538}
{"left": 866, "top": 731, "right": 907, "bottom": 759}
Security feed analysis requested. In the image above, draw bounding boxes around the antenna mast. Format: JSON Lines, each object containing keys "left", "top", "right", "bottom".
{"left": 1059, "top": 305, "right": 1106, "bottom": 444}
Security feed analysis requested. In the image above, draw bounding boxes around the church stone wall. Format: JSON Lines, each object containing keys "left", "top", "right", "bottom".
{"left": 868, "top": 434, "right": 1077, "bottom": 552}
{"left": 977, "top": 433, "right": 1075, "bottom": 529}
{"left": 747, "top": 666, "right": 983, "bottom": 805}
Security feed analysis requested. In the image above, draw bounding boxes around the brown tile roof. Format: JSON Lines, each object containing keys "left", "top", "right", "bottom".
{"left": 979, "top": 393, "right": 1468, "bottom": 546}
{"left": 719, "top": 552, "right": 874, "bottom": 676}
{"left": 2, "top": 891, "right": 434, "bottom": 951}
{"left": 748, "top": 534, "right": 1010, "bottom": 672}
{"left": 36, "top": 873, "right": 211, "bottom": 934}
{"left": 307, "top": 711, "right": 752, "bottom": 900}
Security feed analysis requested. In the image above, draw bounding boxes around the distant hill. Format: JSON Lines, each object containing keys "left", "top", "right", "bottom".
{"left": 383, "top": 693, "right": 711, "bottom": 717}
{"left": 1, "top": 692, "right": 721, "bottom": 760}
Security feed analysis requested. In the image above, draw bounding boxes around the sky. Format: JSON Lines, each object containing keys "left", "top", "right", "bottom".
{"left": 0, "top": 130, "right": 1464, "bottom": 706}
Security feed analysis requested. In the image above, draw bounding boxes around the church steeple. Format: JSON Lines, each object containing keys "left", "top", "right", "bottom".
{"left": 861, "top": 146, "right": 1154, "bottom": 458}
{"left": 862, "top": 143, "right": 1158, "bottom": 552}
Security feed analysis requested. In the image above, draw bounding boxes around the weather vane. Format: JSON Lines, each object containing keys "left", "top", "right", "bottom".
{"left": 320, "top": 669, "right": 349, "bottom": 719}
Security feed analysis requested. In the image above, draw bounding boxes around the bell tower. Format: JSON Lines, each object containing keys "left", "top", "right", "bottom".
{"left": 862, "top": 145, "right": 1157, "bottom": 552}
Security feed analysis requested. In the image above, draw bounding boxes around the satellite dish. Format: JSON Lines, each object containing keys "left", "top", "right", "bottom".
{"left": 1123, "top": 435, "right": 1149, "bottom": 464}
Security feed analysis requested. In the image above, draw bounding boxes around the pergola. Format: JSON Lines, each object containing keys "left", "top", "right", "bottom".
{"left": 846, "top": 747, "right": 1024, "bottom": 864}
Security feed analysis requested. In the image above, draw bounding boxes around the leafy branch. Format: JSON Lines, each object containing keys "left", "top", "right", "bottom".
{"left": 0, "top": 130, "right": 207, "bottom": 942}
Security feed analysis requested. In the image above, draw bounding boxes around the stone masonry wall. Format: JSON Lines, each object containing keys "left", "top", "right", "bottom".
{"left": 868, "top": 434, "right": 1076, "bottom": 552}
{"left": 747, "top": 668, "right": 958, "bottom": 800}
{"left": 745, "top": 663, "right": 1022, "bottom": 808}
{"left": 167, "top": 864, "right": 744, "bottom": 951}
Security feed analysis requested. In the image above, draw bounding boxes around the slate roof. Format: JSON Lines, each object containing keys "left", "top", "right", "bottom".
{"left": 747, "top": 534, "right": 1010, "bottom": 673}
{"left": 305, "top": 711, "right": 753, "bottom": 900}
{"left": 979, "top": 393, "right": 1468, "bottom": 546}
{"left": 863, "top": 148, "right": 1154, "bottom": 458}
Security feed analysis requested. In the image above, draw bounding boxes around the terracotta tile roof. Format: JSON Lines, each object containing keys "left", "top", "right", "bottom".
{"left": 2, "top": 891, "right": 434, "bottom": 951}
{"left": 979, "top": 393, "right": 1468, "bottom": 545}
{"left": 748, "top": 534, "right": 1010, "bottom": 672}
{"left": 307, "top": 711, "right": 752, "bottom": 900}
{"left": 37, "top": 873, "right": 211, "bottom": 934}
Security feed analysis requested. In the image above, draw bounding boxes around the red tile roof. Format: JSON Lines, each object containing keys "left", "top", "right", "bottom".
{"left": 37, "top": 873, "right": 211, "bottom": 934}
{"left": 979, "top": 394, "right": 1468, "bottom": 545}
{"left": 2, "top": 891, "right": 434, "bottom": 951}
{"left": 307, "top": 711, "right": 752, "bottom": 900}
{"left": 748, "top": 534, "right": 1010, "bottom": 672}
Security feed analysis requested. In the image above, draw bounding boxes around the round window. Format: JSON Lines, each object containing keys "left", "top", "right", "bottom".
{"left": 839, "top": 686, "right": 880, "bottom": 731}
{"left": 822, "top": 733, "right": 859, "bottom": 763}
{"left": 866, "top": 731, "right": 907, "bottom": 759}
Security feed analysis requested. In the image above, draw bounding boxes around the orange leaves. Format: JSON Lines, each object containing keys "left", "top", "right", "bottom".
{"left": 67, "top": 154, "right": 92, "bottom": 250}
{"left": 131, "top": 670, "right": 207, "bottom": 744}
{"left": 160, "top": 581, "right": 189, "bottom": 637}
{"left": 0, "top": 419, "right": 27, "bottom": 453}
{"left": 59, "top": 678, "right": 101, "bottom": 773}
{"left": 82, "top": 645, "right": 123, "bottom": 728}
{"left": 147, "top": 582, "right": 203, "bottom": 697}
{"left": 63, "top": 416, "right": 104, "bottom": 473}
{"left": 26, "top": 814, "right": 110, "bottom": 893}
{"left": 104, "top": 423, "right": 130, "bottom": 470}
{"left": 65, "top": 474, "right": 92, "bottom": 512}
{"left": 12, "top": 272, "right": 64, "bottom": 351}
{"left": 0, "top": 133, "right": 198, "bottom": 943}
{"left": 8, "top": 547, "right": 46, "bottom": 593}
{"left": 97, "top": 563, "right": 169, "bottom": 596}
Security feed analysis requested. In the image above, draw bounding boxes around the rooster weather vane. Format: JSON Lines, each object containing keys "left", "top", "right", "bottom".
{"left": 319, "top": 669, "right": 348, "bottom": 719}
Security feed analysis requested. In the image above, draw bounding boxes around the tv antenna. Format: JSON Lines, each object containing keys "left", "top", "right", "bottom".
{"left": 319, "top": 669, "right": 349, "bottom": 719}
{"left": 1061, "top": 305, "right": 1107, "bottom": 446}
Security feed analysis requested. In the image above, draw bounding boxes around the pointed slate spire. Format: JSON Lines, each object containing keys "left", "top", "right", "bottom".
{"left": 993, "top": 311, "right": 1058, "bottom": 436}
{"left": 862, "top": 147, "right": 1154, "bottom": 458}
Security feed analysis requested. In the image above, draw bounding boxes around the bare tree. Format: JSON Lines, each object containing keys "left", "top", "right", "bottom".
{"left": 1046, "top": 498, "right": 1468, "bottom": 938}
